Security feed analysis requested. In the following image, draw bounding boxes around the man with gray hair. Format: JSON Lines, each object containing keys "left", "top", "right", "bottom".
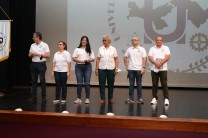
{"left": 95, "top": 35, "right": 118, "bottom": 104}
{"left": 124, "top": 36, "right": 147, "bottom": 104}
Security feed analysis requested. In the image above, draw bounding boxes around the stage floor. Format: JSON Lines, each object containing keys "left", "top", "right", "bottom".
{"left": 0, "top": 86, "right": 208, "bottom": 119}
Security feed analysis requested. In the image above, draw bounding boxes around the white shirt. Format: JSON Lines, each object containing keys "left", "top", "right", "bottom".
{"left": 53, "top": 50, "right": 71, "bottom": 72}
{"left": 29, "top": 41, "right": 50, "bottom": 62}
{"left": 124, "top": 46, "right": 147, "bottom": 70}
{"left": 148, "top": 45, "right": 170, "bottom": 71}
{"left": 72, "top": 48, "right": 95, "bottom": 64}
{"left": 97, "top": 45, "right": 118, "bottom": 70}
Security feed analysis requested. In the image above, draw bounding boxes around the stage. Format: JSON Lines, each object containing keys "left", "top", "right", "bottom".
{"left": 0, "top": 86, "right": 208, "bottom": 119}
{"left": 0, "top": 86, "right": 208, "bottom": 137}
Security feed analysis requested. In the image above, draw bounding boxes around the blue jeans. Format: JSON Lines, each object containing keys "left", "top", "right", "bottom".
{"left": 54, "top": 71, "right": 68, "bottom": 100}
{"left": 30, "top": 62, "right": 47, "bottom": 98}
{"left": 75, "top": 63, "right": 92, "bottom": 99}
{"left": 128, "top": 70, "right": 142, "bottom": 100}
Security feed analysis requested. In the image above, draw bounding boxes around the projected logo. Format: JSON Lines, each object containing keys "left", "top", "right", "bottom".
{"left": 0, "top": 32, "right": 6, "bottom": 52}
{"left": 107, "top": 0, "right": 208, "bottom": 73}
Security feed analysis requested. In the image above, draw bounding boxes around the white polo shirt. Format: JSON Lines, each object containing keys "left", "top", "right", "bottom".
{"left": 29, "top": 41, "right": 50, "bottom": 62}
{"left": 72, "top": 48, "right": 95, "bottom": 64}
{"left": 124, "top": 46, "right": 147, "bottom": 70}
{"left": 148, "top": 45, "right": 170, "bottom": 71}
{"left": 53, "top": 50, "right": 71, "bottom": 72}
{"left": 97, "top": 45, "right": 118, "bottom": 70}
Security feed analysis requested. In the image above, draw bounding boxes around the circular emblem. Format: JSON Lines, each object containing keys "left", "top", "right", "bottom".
{"left": 189, "top": 33, "right": 208, "bottom": 52}
{"left": 0, "top": 32, "right": 6, "bottom": 52}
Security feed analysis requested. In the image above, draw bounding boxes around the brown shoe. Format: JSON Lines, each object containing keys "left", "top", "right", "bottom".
{"left": 100, "top": 100, "right": 105, "bottom": 104}
{"left": 109, "top": 100, "right": 114, "bottom": 104}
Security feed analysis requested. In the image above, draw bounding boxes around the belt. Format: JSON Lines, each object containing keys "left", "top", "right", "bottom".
{"left": 76, "top": 62, "right": 91, "bottom": 65}
{"left": 32, "top": 61, "right": 46, "bottom": 64}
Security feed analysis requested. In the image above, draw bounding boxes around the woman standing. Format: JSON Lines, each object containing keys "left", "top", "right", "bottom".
{"left": 52, "top": 41, "right": 71, "bottom": 104}
{"left": 95, "top": 35, "right": 119, "bottom": 104}
{"left": 72, "top": 36, "right": 95, "bottom": 104}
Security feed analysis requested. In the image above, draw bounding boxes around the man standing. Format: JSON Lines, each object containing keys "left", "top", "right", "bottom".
{"left": 28, "top": 32, "right": 50, "bottom": 102}
{"left": 124, "top": 36, "right": 147, "bottom": 104}
{"left": 148, "top": 36, "right": 170, "bottom": 106}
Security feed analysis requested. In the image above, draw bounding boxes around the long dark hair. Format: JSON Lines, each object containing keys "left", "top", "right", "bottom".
{"left": 78, "top": 36, "right": 92, "bottom": 55}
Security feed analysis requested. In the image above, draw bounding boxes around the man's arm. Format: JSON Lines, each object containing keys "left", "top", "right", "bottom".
{"left": 149, "top": 56, "right": 156, "bottom": 65}
{"left": 29, "top": 52, "right": 50, "bottom": 58}
{"left": 149, "top": 56, "right": 160, "bottom": 68}
{"left": 160, "top": 55, "right": 170, "bottom": 66}
{"left": 149, "top": 55, "right": 170, "bottom": 68}
{"left": 123, "top": 56, "right": 128, "bottom": 71}
{"left": 41, "top": 52, "right": 50, "bottom": 58}
{"left": 142, "top": 57, "right": 147, "bottom": 67}
{"left": 28, "top": 52, "right": 33, "bottom": 58}
{"left": 141, "top": 57, "right": 147, "bottom": 74}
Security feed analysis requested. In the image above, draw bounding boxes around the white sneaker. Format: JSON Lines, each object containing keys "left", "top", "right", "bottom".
{"left": 61, "top": 100, "right": 66, "bottom": 104}
{"left": 53, "top": 99, "right": 60, "bottom": 104}
{"left": 150, "top": 98, "right": 157, "bottom": 105}
{"left": 125, "top": 98, "right": 134, "bottom": 104}
{"left": 85, "top": 99, "right": 90, "bottom": 104}
{"left": 74, "top": 98, "right": 82, "bottom": 104}
{"left": 137, "top": 98, "right": 144, "bottom": 104}
{"left": 164, "top": 98, "right": 169, "bottom": 106}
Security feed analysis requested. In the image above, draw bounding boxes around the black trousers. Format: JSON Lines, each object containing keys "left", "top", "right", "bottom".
{"left": 151, "top": 71, "right": 169, "bottom": 99}
{"left": 54, "top": 71, "right": 68, "bottom": 100}
{"left": 98, "top": 69, "right": 115, "bottom": 100}
{"left": 30, "top": 62, "right": 47, "bottom": 98}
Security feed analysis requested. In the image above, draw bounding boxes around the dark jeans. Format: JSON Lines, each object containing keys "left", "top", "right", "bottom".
{"left": 75, "top": 63, "right": 92, "bottom": 99}
{"left": 98, "top": 69, "right": 115, "bottom": 100}
{"left": 54, "top": 71, "right": 68, "bottom": 100}
{"left": 30, "top": 62, "right": 47, "bottom": 98}
{"left": 128, "top": 70, "right": 142, "bottom": 100}
{"left": 151, "top": 71, "right": 169, "bottom": 99}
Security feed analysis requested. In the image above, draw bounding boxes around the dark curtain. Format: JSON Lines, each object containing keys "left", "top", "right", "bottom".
{"left": 0, "top": 0, "right": 36, "bottom": 91}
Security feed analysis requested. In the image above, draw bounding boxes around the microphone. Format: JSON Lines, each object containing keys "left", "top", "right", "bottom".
{"left": 40, "top": 54, "right": 43, "bottom": 60}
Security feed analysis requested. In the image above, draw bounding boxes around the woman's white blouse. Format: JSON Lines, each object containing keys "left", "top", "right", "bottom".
{"left": 53, "top": 50, "right": 71, "bottom": 72}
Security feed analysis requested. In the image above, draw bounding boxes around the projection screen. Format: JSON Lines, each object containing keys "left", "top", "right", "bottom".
{"left": 36, "top": 0, "right": 208, "bottom": 88}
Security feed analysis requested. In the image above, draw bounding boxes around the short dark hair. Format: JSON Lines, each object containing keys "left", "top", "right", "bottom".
{"left": 33, "top": 32, "right": 42, "bottom": 40}
{"left": 156, "top": 36, "right": 163, "bottom": 41}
